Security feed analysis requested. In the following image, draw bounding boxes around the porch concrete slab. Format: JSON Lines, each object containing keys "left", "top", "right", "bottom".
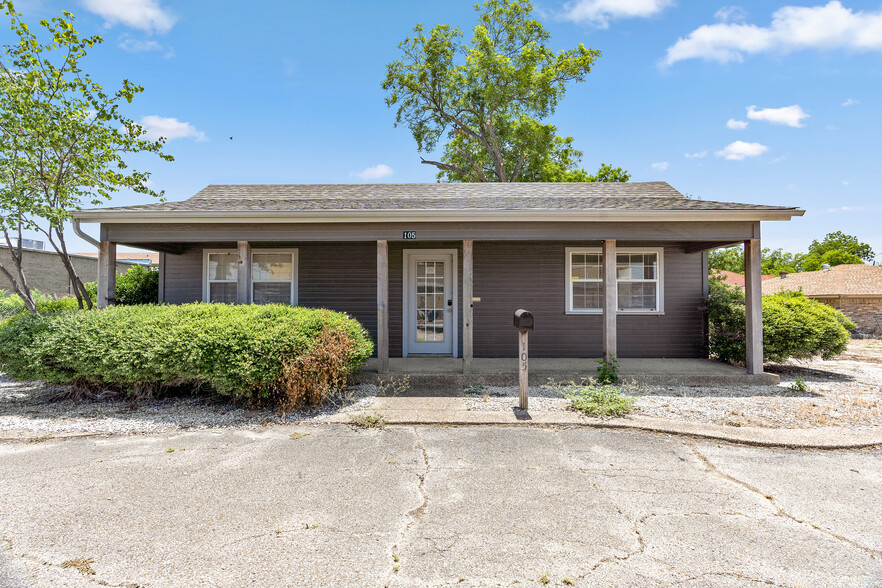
{"left": 325, "top": 397, "right": 882, "bottom": 449}
{"left": 358, "top": 357, "right": 780, "bottom": 387}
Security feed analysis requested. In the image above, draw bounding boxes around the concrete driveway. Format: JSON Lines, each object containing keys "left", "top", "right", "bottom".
{"left": 0, "top": 426, "right": 879, "bottom": 587}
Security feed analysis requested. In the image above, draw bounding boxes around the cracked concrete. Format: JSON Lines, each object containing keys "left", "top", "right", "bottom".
{"left": 0, "top": 426, "right": 880, "bottom": 587}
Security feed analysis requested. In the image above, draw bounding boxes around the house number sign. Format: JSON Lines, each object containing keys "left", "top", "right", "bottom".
{"left": 402, "top": 231, "right": 417, "bottom": 239}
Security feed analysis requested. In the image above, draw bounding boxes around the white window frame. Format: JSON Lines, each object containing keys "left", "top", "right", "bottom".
{"left": 251, "top": 248, "right": 298, "bottom": 305}
{"left": 202, "top": 248, "right": 298, "bottom": 305}
{"left": 565, "top": 247, "right": 664, "bottom": 315}
{"left": 203, "top": 249, "right": 238, "bottom": 303}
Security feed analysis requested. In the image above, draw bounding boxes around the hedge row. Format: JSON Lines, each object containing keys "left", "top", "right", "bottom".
{"left": 0, "top": 303, "right": 373, "bottom": 405}
{"left": 706, "top": 278, "right": 856, "bottom": 364}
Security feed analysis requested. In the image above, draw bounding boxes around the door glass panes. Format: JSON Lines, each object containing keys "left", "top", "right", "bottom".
{"left": 416, "top": 261, "right": 445, "bottom": 342}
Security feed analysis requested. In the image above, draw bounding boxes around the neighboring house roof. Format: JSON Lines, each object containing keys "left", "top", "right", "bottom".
{"left": 75, "top": 251, "right": 160, "bottom": 266}
{"left": 72, "top": 182, "right": 804, "bottom": 223}
{"left": 761, "top": 264, "right": 882, "bottom": 297}
{"left": 711, "top": 270, "right": 777, "bottom": 288}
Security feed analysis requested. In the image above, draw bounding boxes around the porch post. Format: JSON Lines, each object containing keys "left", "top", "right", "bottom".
{"left": 744, "top": 238, "right": 763, "bottom": 374}
{"left": 463, "top": 239, "right": 474, "bottom": 373}
{"left": 236, "top": 241, "right": 252, "bottom": 304}
{"left": 602, "top": 239, "right": 617, "bottom": 361}
{"left": 97, "top": 241, "right": 116, "bottom": 309}
{"left": 377, "top": 240, "right": 389, "bottom": 374}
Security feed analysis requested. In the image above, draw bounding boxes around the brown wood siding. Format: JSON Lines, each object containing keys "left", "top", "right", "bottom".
{"left": 162, "top": 241, "right": 704, "bottom": 359}
{"left": 472, "top": 241, "right": 705, "bottom": 358}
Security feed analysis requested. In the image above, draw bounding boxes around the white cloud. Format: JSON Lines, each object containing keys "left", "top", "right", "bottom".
{"left": 119, "top": 35, "right": 162, "bottom": 53}
{"left": 650, "top": 161, "right": 669, "bottom": 171}
{"left": 842, "top": 98, "right": 859, "bottom": 106}
{"left": 684, "top": 151, "right": 707, "bottom": 159}
{"left": 842, "top": 180, "right": 849, "bottom": 185}
{"left": 355, "top": 164, "right": 394, "bottom": 180}
{"left": 562, "top": 0, "right": 674, "bottom": 28}
{"left": 726, "top": 118, "right": 749, "bottom": 129}
{"left": 715, "top": 6, "right": 748, "bottom": 22}
{"left": 663, "top": 1, "right": 882, "bottom": 66}
{"left": 715, "top": 141, "right": 768, "bottom": 160}
{"left": 82, "top": 0, "right": 176, "bottom": 34}
{"left": 746, "top": 104, "right": 809, "bottom": 127}
{"left": 138, "top": 116, "right": 206, "bottom": 142}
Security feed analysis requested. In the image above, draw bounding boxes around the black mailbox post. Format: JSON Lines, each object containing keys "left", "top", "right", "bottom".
{"left": 513, "top": 309, "right": 533, "bottom": 410}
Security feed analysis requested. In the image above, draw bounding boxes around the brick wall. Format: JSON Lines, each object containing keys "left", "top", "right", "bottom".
{"left": 815, "top": 296, "right": 882, "bottom": 336}
{"left": 0, "top": 247, "right": 136, "bottom": 297}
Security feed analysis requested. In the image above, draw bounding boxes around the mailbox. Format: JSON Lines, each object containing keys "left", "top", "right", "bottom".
{"left": 513, "top": 308, "right": 534, "bottom": 331}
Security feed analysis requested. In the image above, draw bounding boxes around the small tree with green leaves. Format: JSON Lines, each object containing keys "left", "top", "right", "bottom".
{"left": 0, "top": 1, "right": 171, "bottom": 312}
{"left": 383, "top": 0, "right": 628, "bottom": 183}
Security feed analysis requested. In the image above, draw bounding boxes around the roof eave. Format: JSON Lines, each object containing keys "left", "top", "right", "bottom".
{"left": 72, "top": 208, "right": 805, "bottom": 224}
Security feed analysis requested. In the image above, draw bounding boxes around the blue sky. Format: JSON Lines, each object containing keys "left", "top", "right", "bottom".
{"left": 8, "top": 0, "right": 882, "bottom": 259}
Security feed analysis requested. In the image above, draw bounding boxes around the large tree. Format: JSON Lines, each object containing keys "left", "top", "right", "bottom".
{"left": 383, "top": 0, "right": 628, "bottom": 183}
{"left": 0, "top": 1, "right": 171, "bottom": 312}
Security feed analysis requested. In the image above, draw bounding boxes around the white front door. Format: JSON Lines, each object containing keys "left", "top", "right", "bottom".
{"left": 403, "top": 250, "right": 457, "bottom": 356}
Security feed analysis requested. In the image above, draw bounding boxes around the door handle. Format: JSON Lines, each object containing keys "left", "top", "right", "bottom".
{"left": 447, "top": 299, "right": 453, "bottom": 313}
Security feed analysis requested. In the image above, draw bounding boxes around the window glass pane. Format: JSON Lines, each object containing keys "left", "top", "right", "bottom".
{"left": 209, "top": 282, "right": 237, "bottom": 303}
{"left": 253, "top": 282, "right": 291, "bottom": 304}
{"left": 573, "top": 282, "right": 602, "bottom": 310}
{"left": 618, "top": 282, "right": 657, "bottom": 311}
{"left": 252, "top": 253, "right": 292, "bottom": 281}
{"left": 643, "top": 253, "right": 658, "bottom": 279}
{"left": 209, "top": 253, "right": 237, "bottom": 281}
{"left": 572, "top": 253, "right": 601, "bottom": 280}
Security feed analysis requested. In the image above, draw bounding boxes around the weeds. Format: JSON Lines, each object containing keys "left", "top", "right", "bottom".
{"left": 538, "top": 572, "right": 550, "bottom": 584}
{"left": 596, "top": 354, "right": 619, "bottom": 384}
{"left": 464, "top": 384, "right": 485, "bottom": 395}
{"left": 562, "top": 578, "right": 575, "bottom": 586}
{"left": 289, "top": 432, "right": 309, "bottom": 440}
{"left": 348, "top": 412, "right": 387, "bottom": 429}
{"left": 60, "top": 557, "right": 95, "bottom": 575}
{"left": 788, "top": 376, "right": 810, "bottom": 392}
{"left": 377, "top": 375, "right": 411, "bottom": 397}
{"left": 549, "top": 378, "right": 640, "bottom": 418}
{"left": 29, "top": 434, "right": 52, "bottom": 444}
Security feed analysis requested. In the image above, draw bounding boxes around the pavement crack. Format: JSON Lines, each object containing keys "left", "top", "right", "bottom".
{"left": 670, "top": 571, "right": 788, "bottom": 586}
{"left": 687, "top": 441, "right": 881, "bottom": 558}
{"left": 383, "top": 426, "right": 431, "bottom": 585}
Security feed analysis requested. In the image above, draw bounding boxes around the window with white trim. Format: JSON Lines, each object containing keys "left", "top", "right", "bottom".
{"left": 566, "top": 247, "right": 663, "bottom": 314}
{"left": 205, "top": 251, "right": 238, "bottom": 303}
{"left": 203, "top": 249, "right": 298, "bottom": 305}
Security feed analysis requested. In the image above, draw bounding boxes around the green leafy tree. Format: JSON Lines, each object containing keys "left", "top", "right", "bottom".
{"left": 708, "top": 247, "right": 744, "bottom": 273}
{"left": 0, "top": 1, "right": 171, "bottom": 313}
{"left": 807, "top": 231, "right": 874, "bottom": 262}
{"left": 382, "top": 0, "right": 628, "bottom": 183}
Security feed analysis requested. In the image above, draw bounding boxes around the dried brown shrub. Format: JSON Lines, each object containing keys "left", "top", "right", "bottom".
{"left": 274, "top": 326, "right": 356, "bottom": 411}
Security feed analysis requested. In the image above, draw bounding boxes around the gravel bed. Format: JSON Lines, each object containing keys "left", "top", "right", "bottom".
{"left": 2, "top": 341, "right": 880, "bottom": 435}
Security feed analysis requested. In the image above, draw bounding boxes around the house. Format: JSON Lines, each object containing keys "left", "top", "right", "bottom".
{"left": 0, "top": 242, "right": 139, "bottom": 298}
{"left": 762, "top": 264, "right": 882, "bottom": 335}
{"left": 72, "top": 182, "right": 804, "bottom": 375}
{"left": 710, "top": 269, "right": 777, "bottom": 288}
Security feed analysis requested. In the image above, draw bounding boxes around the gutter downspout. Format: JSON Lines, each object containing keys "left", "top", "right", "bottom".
{"left": 72, "top": 218, "right": 101, "bottom": 248}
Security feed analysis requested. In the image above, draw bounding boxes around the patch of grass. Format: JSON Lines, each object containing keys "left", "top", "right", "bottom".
{"left": 788, "top": 376, "right": 810, "bottom": 392}
{"left": 562, "top": 577, "right": 575, "bottom": 586}
{"left": 560, "top": 381, "right": 638, "bottom": 417}
{"left": 538, "top": 572, "right": 550, "bottom": 585}
{"left": 392, "top": 551, "right": 400, "bottom": 563}
{"left": 29, "top": 434, "right": 52, "bottom": 444}
{"left": 304, "top": 523, "right": 317, "bottom": 530}
{"left": 464, "top": 384, "right": 485, "bottom": 395}
{"left": 393, "top": 564, "right": 400, "bottom": 573}
{"left": 166, "top": 447, "right": 175, "bottom": 453}
{"left": 596, "top": 354, "right": 619, "bottom": 384}
{"left": 348, "top": 412, "right": 386, "bottom": 429}
{"left": 60, "top": 557, "right": 95, "bottom": 575}
{"left": 289, "top": 432, "right": 309, "bottom": 440}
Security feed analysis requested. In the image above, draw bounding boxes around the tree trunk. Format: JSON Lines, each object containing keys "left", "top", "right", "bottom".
{"left": 45, "top": 225, "right": 93, "bottom": 310}
{"left": 1, "top": 230, "right": 37, "bottom": 313}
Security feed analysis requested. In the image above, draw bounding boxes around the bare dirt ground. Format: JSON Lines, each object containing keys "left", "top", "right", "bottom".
{"left": 1, "top": 341, "right": 880, "bottom": 436}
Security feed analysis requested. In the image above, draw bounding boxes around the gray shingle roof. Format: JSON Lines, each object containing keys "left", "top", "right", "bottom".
{"left": 79, "top": 182, "right": 799, "bottom": 214}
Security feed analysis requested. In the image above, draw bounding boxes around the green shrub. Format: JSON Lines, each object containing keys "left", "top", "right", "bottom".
{"left": 0, "top": 290, "right": 85, "bottom": 319}
{"left": 596, "top": 354, "right": 619, "bottom": 384}
{"left": 560, "top": 381, "right": 637, "bottom": 417}
{"left": 705, "top": 278, "right": 855, "bottom": 364}
{"left": 115, "top": 265, "right": 159, "bottom": 305}
{"left": 81, "top": 264, "right": 158, "bottom": 306}
{"left": 0, "top": 303, "right": 374, "bottom": 406}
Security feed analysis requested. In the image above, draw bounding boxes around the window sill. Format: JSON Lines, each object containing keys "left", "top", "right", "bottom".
{"left": 565, "top": 310, "right": 666, "bottom": 316}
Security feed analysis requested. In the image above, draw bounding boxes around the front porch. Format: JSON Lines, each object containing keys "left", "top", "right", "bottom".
{"left": 357, "top": 357, "right": 780, "bottom": 389}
